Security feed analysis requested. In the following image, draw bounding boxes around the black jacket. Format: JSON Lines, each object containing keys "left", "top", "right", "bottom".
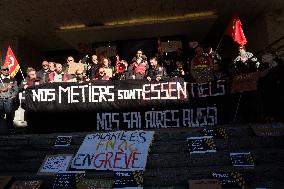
{"left": 146, "top": 66, "right": 168, "bottom": 81}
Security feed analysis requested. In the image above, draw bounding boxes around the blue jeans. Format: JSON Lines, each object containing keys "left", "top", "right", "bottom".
{"left": 0, "top": 98, "right": 15, "bottom": 130}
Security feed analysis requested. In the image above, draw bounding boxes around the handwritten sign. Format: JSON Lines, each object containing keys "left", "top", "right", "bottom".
{"left": 161, "top": 41, "right": 182, "bottom": 52}
{"left": 38, "top": 154, "right": 73, "bottom": 175}
{"left": 10, "top": 180, "right": 42, "bottom": 189}
{"left": 188, "top": 179, "right": 221, "bottom": 189}
{"left": 201, "top": 128, "right": 228, "bottom": 139}
{"left": 52, "top": 173, "right": 76, "bottom": 189}
{"left": 251, "top": 123, "right": 284, "bottom": 136}
{"left": 187, "top": 136, "right": 216, "bottom": 154}
{"left": 77, "top": 179, "right": 113, "bottom": 189}
{"left": 230, "top": 152, "right": 254, "bottom": 167}
{"left": 0, "top": 176, "right": 12, "bottom": 189}
{"left": 54, "top": 136, "right": 72, "bottom": 147}
{"left": 231, "top": 72, "right": 259, "bottom": 93}
{"left": 71, "top": 131, "right": 154, "bottom": 171}
{"left": 113, "top": 171, "right": 143, "bottom": 189}
{"left": 212, "top": 172, "right": 245, "bottom": 188}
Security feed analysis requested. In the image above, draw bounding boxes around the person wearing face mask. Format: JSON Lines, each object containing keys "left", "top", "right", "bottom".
{"left": 233, "top": 46, "right": 260, "bottom": 75}
{"left": 0, "top": 65, "right": 18, "bottom": 134}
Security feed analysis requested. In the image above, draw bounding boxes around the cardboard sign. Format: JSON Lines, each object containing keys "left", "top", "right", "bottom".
{"left": 10, "top": 180, "right": 42, "bottom": 189}
{"left": 187, "top": 136, "right": 216, "bottom": 154}
{"left": 0, "top": 176, "right": 12, "bottom": 189}
{"left": 38, "top": 154, "right": 73, "bottom": 175}
{"left": 71, "top": 131, "right": 154, "bottom": 171}
{"left": 54, "top": 136, "right": 72, "bottom": 147}
{"left": 201, "top": 128, "right": 228, "bottom": 140}
{"left": 251, "top": 123, "right": 284, "bottom": 136}
{"left": 188, "top": 179, "right": 222, "bottom": 189}
{"left": 68, "top": 62, "right": 85, "bottom": 75}
{"left": 231, "top": 72, "right": 259, "bottom": 93}
{"left": 161, "top": 41, "right": 182, "bottom": 52}
{"left": 77, "top": 179, "right": 113, "bottom": 189}
{"left": 212, "top": 172, "right": 245, "bottom": 188}
{"left": 52, "top": 173, "right": 76, "bottom": 189}
{"left": 113, "top": 171, "right": 143, "bottom": 189}
{"left": 230, "top": 152, "right": 254, "bottom": 167}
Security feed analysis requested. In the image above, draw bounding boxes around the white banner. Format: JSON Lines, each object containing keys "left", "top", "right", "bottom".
{"left": 161, "top": 41, "right": 182, "bottom": 52}
{"left": 71, "top": 130, "right": 154, "bottom": 171}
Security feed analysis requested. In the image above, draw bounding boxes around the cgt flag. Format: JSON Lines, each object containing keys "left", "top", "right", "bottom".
{"left": 225, "top": 16, "right": 247, "bottom": 46}
{"left": 4, "top": 46, "right": 20, "bottom": 78}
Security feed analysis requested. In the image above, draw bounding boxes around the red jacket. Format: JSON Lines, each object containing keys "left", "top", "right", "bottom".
{"left": 92, "top": 75, "right": 110, "bottom": 81}
{"left": 49, "top": 71, "right": 69, "bottom": 82}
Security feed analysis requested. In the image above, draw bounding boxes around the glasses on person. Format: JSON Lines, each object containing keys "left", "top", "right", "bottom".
{"left": 1, "top": 69, "right": 9, "bottom": 71}
{"left": 42, "top": 64, "right": 49, "bottom": 67}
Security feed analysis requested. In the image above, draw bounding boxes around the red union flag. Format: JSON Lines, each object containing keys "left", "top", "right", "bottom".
{"left": 225, "top": 16, "right": 247, "bottom": 46}
{"left": 4, "top": 46, "right": 20, "bottom": 78}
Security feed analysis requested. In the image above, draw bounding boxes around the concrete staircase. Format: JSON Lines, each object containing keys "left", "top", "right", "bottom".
{"left": 0, "top": 124, "right": 283, "bottom": 188}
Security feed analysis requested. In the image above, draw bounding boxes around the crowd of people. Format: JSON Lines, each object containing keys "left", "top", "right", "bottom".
{"left": 0, "top": 44, "right": 283, "bottom": 134}
{"left": 15, "top": 45, "right": 284, "bottom": 87}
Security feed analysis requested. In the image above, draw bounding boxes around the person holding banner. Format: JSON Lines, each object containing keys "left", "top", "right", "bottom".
{"left": 0, "top": 65, "right": 19, "bottom": 134}
{"left": 233, "top": 46, "right": 260, "bottom": 75}
{"left": 190, "top": 46, "right": 213, "bottom": 83}
{"left": 48, "top": 63, "right": 69, "bottom": 82}
{"left": 100, "top": 57, "right": 114, "bottom": 78}
{"left": 146, "top": 57, "right": 168, "bottom": 81}
{"left": 37, "top": 61, "right": 50, "bottom": 83}
{"left": 20, "top": 67, "right": 41, "bottom": 90}
{"left": 92, "top": 67, "right": 110, "bottom": 81}
{"left": 131, "top": 49, "right": 149, "bottom": 80}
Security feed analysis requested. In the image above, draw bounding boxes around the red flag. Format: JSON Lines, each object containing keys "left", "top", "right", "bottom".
{"left": 3, "top": 46, "right": 20, "bottom": 78}
{"left": 116, "top": 54, "right": 120, "bottom": 64}
{"left": 225, "top": 16, "right": 247, "bottom": 46}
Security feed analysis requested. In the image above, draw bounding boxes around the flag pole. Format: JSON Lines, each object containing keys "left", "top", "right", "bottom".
{"left": 0, "top": 77, "right": 5, "bottom": 87}
{"left": 19, "top": 67, "right": 26, "bottom": 82}
{"left": 215, "top": 33, "right": 225, "bottom": 53}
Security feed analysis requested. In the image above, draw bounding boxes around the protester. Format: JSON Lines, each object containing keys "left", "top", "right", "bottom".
{"left": 87, "top": 54, "right": 99, "bottom": 79}
{"left": 92, "top": 67, "right": 110, "bottom": 81}
{"left": 146, "top": 57, "right": 168, "bottom": 81}
{"left": 233, "top": 46, "right": 260, "bottom": 75}
{"left": 63, "top": 56, "right": 75, "bottom": 73}
{"left": 20, "top": 67, "right": 41, "bottom": 90}
{"left": 49, "top": 62, "right": 56, "bottom": 72}
{"left": 190, "top": 46, "right": 213, "bottom": 82}
{"left": 260, "top": 49, "right": 281, "bottom": 70}
{"left": 0, "top": 65, "right": 18, "bottom": 134}
{"left": 100, "top": 57, "right": 113, "bottom": 78}
{"left": 130, "top": 49, "right": 149, "bottom": 79}
{"left": 203, "top": 47, "right": 222, "bottom": 80}
{"left": 74, "top": 70, "right": 88, "bottom": 83}
{"left": 37, "top": 60, "right": 50, "bottom": 83}
{"left": 48, "top": 63, "right": 69, "bottom": 82}
{"left": 113, "top": 60, "right": 128, "bottom": 80}
{"left": 171, "top": 61, "right": 185, "bottom": 78}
